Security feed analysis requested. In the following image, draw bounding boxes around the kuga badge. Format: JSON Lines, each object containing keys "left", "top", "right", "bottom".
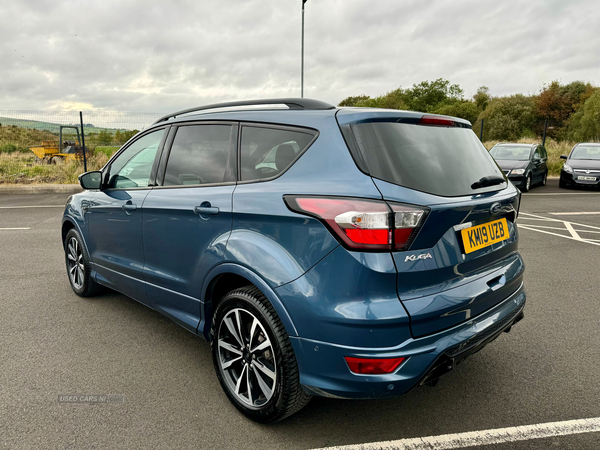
{"left": 405, "top": 253, "right": 433, "bottom": 263}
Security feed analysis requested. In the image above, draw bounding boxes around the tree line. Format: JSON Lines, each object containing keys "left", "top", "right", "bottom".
{"left": 338, "top": 79, "right": 600, "bottom": 142}
{"left": 87, "top": 129, "right": 139, "bottom": 146}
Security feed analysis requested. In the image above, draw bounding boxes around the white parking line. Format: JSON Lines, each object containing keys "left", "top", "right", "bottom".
{"left": 518, "top": 212, "right": 600, "bottom": 246}
{"left": 549, "top": 212, "right": 600, "bottom": 215}
{"left": 0, "top": 227, "right": 30, "bottom": 230}
{"left": 0, "top": 205, "right": 64, "bottom": 209}
{"left": 314, "top": 417, "right": 600, "bottom": 450}
{"left": 523, "top": 193, "right": 600, "bottom": 195}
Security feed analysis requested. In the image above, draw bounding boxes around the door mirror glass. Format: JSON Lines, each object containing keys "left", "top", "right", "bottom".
{"left": 560, "top": 155, "right": 568, "bottom": 160}
{"left": 79, "top": 171, "right": 102, "bottom": 190}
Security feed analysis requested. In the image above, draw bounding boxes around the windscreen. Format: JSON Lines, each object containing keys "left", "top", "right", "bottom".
{"left": 351, "top": 121, "right": 506, "bottom": 197}
{"left": 570, "top": 145, "right": 600, "bottom": 160}
{"left": 489, "top": 146, "right": 532, "bottom": 161}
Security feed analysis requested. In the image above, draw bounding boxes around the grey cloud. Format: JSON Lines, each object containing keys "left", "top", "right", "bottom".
{"left": 0, "top": 0, "right": 599, "bottom": 112}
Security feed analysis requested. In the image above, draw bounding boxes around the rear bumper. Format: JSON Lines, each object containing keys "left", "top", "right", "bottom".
{"left": 292, "top": 284, "right": 526, "bottom": 399}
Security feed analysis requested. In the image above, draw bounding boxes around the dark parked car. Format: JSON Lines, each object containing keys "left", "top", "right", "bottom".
{"left": 489, "top": 143, "right": 548, "bottom": 192}
{"left": 63, "top": 99, "right": 526, "bottom": 422}
{"left": 560, "top": 143, "right": 600, "bottom": 189}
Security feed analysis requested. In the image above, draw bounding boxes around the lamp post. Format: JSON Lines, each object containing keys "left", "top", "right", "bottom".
{"left": 301, "top": 0, "right": 307, "bottom": 98}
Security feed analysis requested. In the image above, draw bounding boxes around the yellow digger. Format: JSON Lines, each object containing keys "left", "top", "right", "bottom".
{"left": 29, "top": 126, "right": 90, "bottom": 164}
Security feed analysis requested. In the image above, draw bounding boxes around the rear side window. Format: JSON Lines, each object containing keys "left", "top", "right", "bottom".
{"left": 240, "top": 126, "right": 315, "bottom": 181}
{"left": 350, "top": 121, "right": 506, "bottom": 197}
{"left": 164, "top": 125, "right": 233, "bottom": 186}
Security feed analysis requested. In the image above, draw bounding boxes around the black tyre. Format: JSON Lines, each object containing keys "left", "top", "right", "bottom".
{"left": 64, "top": 228, "right": 102, "bottom": 297}
{"left": 521, "top": 174, "right": 531, "bottom": 192}
{"left": 559, "top": 178, "right": 569, "bottom": 189}
{"left": 211, "top": 286, "right": 311, "bottom": 423}
{"left": 541, "top": 171, "right": 547, "bottom": 186}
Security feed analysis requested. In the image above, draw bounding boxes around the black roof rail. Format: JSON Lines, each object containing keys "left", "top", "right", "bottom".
{"left": 153, "top": 98, "right": 336, "bottom": 124}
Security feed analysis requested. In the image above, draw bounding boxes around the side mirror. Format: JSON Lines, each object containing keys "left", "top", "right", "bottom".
{"left": 560, "top": 155, "right": 568, "bottom": 160}
{"left": 79, "top": 171, "right": 102, "bottom": 190}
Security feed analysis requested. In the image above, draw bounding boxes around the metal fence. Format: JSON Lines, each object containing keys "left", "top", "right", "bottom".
{"left": 0, "top": 110, "right": 164, "bottom": 185}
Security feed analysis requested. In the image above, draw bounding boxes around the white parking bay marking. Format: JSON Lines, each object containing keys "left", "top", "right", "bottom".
{"left": 549, "top": 212, "right": 600, "bottom": 215}
{"left": 518, "top": 212, "right": 600, "bottom": 246}
{"left": 0, "top": 205, "right": 64, "bottom": 209}
{"left": 313, "top": 417, "right": 600, "bottom": 450}
{"left": 0, "top": 228, "right": 30, "bottom": 230}
{"left": 523, "top": 192, "right": 600, "bottom": 196}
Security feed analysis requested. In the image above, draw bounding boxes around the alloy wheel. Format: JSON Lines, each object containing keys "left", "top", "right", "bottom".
{"left": 217, "top": 308, "right": 277, "bottom": 409}
{"left": 67, "top": 237, "right": 84, "bottom": 289}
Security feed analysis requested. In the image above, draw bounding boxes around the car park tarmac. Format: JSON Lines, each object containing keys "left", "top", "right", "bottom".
{"left": 1, "top": 178, "right": 599, "bottom": 449}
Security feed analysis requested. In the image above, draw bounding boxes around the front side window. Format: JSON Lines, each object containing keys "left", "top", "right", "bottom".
{"left": 163, "top": 125, "right": 233, "bottom": 186}
{"left": 240, "top": 126, "right": 315, "bottom": 181}
{"left": 107, "top": 129, "right": 165, "bottom": 189}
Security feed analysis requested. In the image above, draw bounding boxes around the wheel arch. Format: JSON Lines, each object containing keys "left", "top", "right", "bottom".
{"left": 61, "top": 216, "right": 94, "bottom": 269}
{"left": 61, "top": 217, "right": 78, "bottom": 246}
{"left": 200, "top": 264, "right": 298, "bottom": 341}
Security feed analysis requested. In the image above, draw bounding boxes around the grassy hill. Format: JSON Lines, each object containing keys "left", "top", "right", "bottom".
{"left": 0, "top": 126, "right": 58, "bottom": 151}
{"left": 0, "top": 116, "right": 126, "bottom": 136}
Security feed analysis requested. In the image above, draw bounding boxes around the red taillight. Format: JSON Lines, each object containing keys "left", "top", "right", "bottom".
{"left": 289, "top": 197, "right": 391, "bottom": 250}
{"left": 284, "top": 196, "right": 427, "bottom": 251}
{"left": 345, "top": 229, "right": 389, "bottom": 245}
{"left": 344, "top": 356, "right": 406, "bottom": 374}
{"left": 418, "top": 115, "right": 455, "bottom": 127}
{"left": 390, "top": 203, "right": 426, "bottom": 250}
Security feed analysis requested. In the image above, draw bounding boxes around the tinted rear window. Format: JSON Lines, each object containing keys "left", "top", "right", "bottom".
{"left": 240, "top": 126, "right": 315, "bottom": 181}
{"left": 350, "top": 121, "right": 506, "bottom": 197}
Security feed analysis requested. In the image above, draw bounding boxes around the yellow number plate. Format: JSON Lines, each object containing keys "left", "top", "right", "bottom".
{"left": 461, "top": 218, "right": 509, "bottom": 254}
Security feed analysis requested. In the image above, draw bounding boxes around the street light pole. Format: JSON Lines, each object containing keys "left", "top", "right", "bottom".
{"left": 301, "top": 0, "right": 307, "bottom": 98}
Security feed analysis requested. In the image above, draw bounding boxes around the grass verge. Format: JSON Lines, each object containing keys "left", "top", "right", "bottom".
{"left": 0, "top": 151, "right": 111, "bottom": 184}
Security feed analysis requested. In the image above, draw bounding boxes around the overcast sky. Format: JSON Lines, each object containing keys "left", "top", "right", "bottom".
{"left": 1, "top": 0, "right": 599, "bottom": 113}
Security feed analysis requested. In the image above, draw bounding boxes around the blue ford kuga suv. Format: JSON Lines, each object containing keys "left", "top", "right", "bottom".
{"left": 63, "top": 98, "right": 526, "bottom": 422}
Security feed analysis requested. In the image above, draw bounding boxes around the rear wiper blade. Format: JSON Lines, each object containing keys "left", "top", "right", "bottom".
{"left": 471, "top": 176, "right": 506, "bottom": 190}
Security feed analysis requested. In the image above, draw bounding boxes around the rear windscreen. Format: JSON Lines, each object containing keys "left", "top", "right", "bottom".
{"left": 350, "top": 121, "right": 506, "bottom": 197}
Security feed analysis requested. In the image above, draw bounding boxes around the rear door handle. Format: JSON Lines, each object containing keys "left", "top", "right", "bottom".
{"left": 194, "top": 205, "right": 219, "bottom": 215}
{"left": 122, "top": 203, "right": 137, "bottom": 212}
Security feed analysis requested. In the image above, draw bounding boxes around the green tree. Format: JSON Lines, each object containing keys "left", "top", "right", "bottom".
{"left": 120, "top": 130, "right": 139, "bottom": 143}
{"left": 534, "top": 81, "right": 595, "bottom": 139}
{"left": 567, "top": 89, "right": 600, "bottom": 141}
{"left": 402, "top": 78, "right": 464, "bottom": 112}
{"left": 479, "top": 95, "right": 535, "bottom": 141}
{"left": 338, "top": 95, "right": 371, "bottom": 107}
{"left": 473, "top": 86, "right": 491, "bottom": 111}
{"left": 97, "top": 129, "right": 113, "bottom": 145}
{"left": 434, "top": 101, "right": 480, "bottom": 125}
